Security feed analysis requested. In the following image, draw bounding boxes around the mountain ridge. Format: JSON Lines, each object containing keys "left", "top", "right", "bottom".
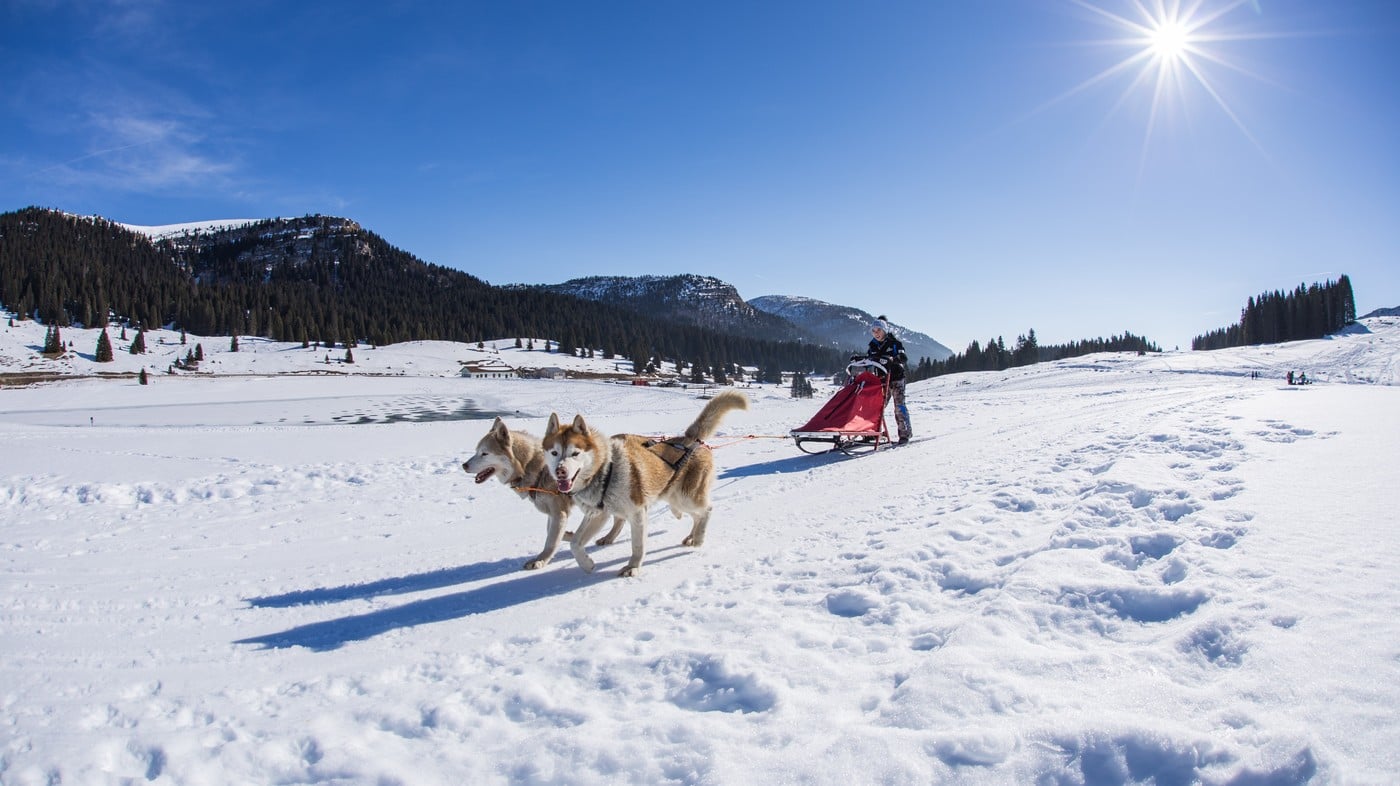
{"left": 0, "top": 207, "right": 845, "bottom": 374}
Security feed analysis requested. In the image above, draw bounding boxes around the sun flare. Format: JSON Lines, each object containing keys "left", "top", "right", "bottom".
{"left": 1055, "top": 0, "right": 1273, "bottom": 167}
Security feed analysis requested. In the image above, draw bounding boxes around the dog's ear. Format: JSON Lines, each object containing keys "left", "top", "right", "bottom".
{"left": 489, "top": 416, "right": 510, "bottom": 443}
{"left": 545, "top": 412, "right": 560, "bottom": 435}
{"left": 570, "top": 414, "right": 588, "bottom": 433}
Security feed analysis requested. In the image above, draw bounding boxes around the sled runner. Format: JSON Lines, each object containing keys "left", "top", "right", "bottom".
{"left": 790, "top": 359, "right": 893, "bottom": 455}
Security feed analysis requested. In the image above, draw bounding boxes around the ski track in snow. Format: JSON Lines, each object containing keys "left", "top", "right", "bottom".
{"left": 3, "top": 327, "right": 1399, "bottom": 783}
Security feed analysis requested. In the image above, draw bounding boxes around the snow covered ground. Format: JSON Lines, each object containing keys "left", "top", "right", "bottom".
{"left": 2, "top": 316, "right": 1398, "bottom": 784}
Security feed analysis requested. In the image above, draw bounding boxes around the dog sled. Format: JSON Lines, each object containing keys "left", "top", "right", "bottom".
{"left": 790, "top": 359, "right": 892, "bottom": 455}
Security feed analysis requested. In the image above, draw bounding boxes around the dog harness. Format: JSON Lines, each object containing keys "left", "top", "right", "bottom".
{"left": 643, "top": 438, "right": 704, "bottom": 495}
{"left": 590, "top": 459, "right": 616, "bottom": 510}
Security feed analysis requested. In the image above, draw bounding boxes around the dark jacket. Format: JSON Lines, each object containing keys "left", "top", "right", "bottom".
{"left": 867, "top": 333, "right": 907, "bottom": 380}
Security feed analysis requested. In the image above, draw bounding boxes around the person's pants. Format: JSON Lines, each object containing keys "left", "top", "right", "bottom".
{"left": 888, "top": 378, "right": 911, "bottom": 441}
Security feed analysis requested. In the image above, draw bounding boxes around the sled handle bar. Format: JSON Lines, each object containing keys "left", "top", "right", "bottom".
{"left": 846, "top": 359, "right": 889, "bottom": 378}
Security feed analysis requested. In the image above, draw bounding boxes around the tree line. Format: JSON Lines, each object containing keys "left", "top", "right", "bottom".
{"left": 907, "top": 328, "right": 1161, "bottom": 381}
{"left": 1191, "top": 276, "right": 1356, "bottom": 351}
{"left": 0, "top": 207, "right": 845, "bottom": 374}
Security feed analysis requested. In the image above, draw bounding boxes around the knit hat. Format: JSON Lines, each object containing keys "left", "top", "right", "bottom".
{"left": 871, "top": 318, "right": 890, "bottom": 333}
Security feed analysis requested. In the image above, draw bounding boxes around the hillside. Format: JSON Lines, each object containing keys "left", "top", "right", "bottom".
{"left": 0, "top": 208, "right": 844, "bottom": 374}
{"left": 1, "top": 320, "right": 1396, "bottom": 782}
{"left": 749, "top": 294, "right": 954, "bottom": 362}
{"left": 535, "top": 274, "right": 806, "bottom": 342}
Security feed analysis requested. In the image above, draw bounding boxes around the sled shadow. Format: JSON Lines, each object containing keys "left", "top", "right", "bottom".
{"left": 720, "top": 449, "right": 854, "bottom": 479}
{"left": 245, "top": 556, "right": 522, "bottom": 608}
{"left": 235, "top": 549, "right": 689, "bottom": 652}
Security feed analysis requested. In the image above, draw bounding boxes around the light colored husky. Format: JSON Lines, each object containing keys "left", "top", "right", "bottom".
{"left": 462, "top": 417, "right": 623, "bottom": 570}
{"left": 543, "top": 390, "right": 748, "bottom": 577}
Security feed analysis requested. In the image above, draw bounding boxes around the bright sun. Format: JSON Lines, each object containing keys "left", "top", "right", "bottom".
{"left": 1053, "top": 0, "right": 1271, "bottom": 167}
{"left": 1147, "top": 19, "right": 1192, "bottom": 62}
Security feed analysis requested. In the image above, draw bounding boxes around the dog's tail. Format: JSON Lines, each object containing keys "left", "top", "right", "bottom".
{"left": 682, "top": 390, "right": 749, "bottom": 445}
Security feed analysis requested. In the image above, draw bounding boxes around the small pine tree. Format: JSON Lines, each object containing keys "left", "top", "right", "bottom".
{"left": 515, "top": 337, "right": 523, "bottom": 349}
{"left": 95, "top": 329, "right": 114, "bottom": 362}
{"left": 43, "top": 325, "right": 63, "bottom": 355}
{"left": 139, "top": 368, "right": 149, "bottom": 385}
{"left": 194, "top": 343, "right": 205, "bottom": 362}
{"left": 120, "top": 326, "right": 127, "bottom": 341}
{"left": 477, "top": 341, "right": 485, "bottom": 350}
{"left": 230, "top": 335, "right": 240, "bottom": 352}
{"left": 129, "top": 330, "right": 146, "bottom": 354}
{"left": 344, "top": 348, "right": 355, "bottom": 364}
{"left": 180, "top": 329, "right": 187, "bottom": 345}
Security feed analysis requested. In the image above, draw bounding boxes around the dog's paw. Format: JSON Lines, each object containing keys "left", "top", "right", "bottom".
{"left": 562, "top": 530, "right": 576, "bottom": 542}
{"left": 595, "top": 534, "right": 617, "bottom": 546}
{"left": 578, "top": 558, "right": 596, "bottom": 573}
{"left": 618, "top": 565, "right": 640, "bottom": 578}
{"left": 682, "top": 536, "right": 704, "bottom": 547}
{"left": 523, "top": 558, "right": 548, "bottom": 570}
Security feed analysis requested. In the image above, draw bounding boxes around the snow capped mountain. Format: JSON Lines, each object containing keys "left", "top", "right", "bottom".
{"left": 1360, "top": 306, "right": 1400, "bottom": 319}
{"left": 535, "top": 274, "right": 807, "bottom": 341}
{"left": 537, "top": 276, "right": 957, "bottom": 360}
{"left": 749, "top": 294, "right": 954, "bottom": 362}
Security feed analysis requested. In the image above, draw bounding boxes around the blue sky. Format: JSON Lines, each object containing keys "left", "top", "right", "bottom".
{"left": 3, "top": 1, "right": 1397, "bottom": 352}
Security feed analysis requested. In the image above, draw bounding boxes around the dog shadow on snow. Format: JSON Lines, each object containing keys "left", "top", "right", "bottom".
{"left": 720, "top": 448, "right": 853, "bottom": 479}
{"left": 235, "top": 544, "right": 690, "bottom": 652}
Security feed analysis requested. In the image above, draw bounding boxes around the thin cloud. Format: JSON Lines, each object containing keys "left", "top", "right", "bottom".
{"left": 28, "top": 107, "right": 238, "bottom": 193}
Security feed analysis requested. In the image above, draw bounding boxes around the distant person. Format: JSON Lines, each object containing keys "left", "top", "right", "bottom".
{"left": 1299, "top": 372, "right": 1308, "bottom": 385}
{"left": 864, "top": 317, "right": 912, "bottom": 445}
{"left": 1287, "top": 371, "right": 1294, "bottom": 385}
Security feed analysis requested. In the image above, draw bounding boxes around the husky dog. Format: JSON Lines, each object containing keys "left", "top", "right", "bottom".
{"left": 543, "top": 390, "right": 748, "bottom": 577}
{"left": 463, "top": 417, "right": 623, "bottom": 570}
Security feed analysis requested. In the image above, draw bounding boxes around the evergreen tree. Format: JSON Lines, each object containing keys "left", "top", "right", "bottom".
{"left": 95, "top": 329, "right": 114, "bottom": 362}
{"left": 230, "top": 334, "right": 239, "bottom": 352}
{"left": 139, "top": 367, "right": 148, "bottom": 385}
{"left": 195, "top": 343, "right": 204, "bottom": 362}
{"left": 129, "top": 329, "right": 146, "bottom": 354}
{"left": 180, "top": 328, "right": 187, "bottom": 345}
{"left": 43, "top": 324, "right": 63, "bottom": 355}
{"left": 345, "top": 347, "right": 355, "bottom": 364}
{"left": 1193, "top": 276, "right": 1356, "bottom": 350}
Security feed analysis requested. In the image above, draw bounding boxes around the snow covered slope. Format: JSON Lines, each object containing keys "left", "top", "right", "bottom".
{"left": 749, "top": 293, "right": 954, "bottom": 361}
{"left": 117, "top": 218, "right": 265, "bottom": 240}
{"left": 1, "top": 318, "right": 1398, "bottom": 783}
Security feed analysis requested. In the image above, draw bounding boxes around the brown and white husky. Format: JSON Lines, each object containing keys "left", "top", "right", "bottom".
{"left": 543, "top": 390, "right": 748, "bottom": 577}
{"left": 462, "top": 417, "right": 623, "bottom": 570}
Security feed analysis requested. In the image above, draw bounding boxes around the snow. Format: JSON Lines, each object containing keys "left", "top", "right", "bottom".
{"left": 117, "top": 219, "right": 266, "bottom": 240}
{"left": 2, "top": 315, "right": 1399, "bottom": 784}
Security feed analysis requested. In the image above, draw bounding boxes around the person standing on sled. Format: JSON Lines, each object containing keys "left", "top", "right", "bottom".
{"left": 866, "top": 317, "right": 912, "bottom": 445}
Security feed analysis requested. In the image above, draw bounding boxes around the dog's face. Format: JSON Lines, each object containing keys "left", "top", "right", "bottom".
{"left": 543, "top": 413, "right": 598, "bottom": 494}
{"left": 462, "top": 417, "right": 516, "bottom": 485}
